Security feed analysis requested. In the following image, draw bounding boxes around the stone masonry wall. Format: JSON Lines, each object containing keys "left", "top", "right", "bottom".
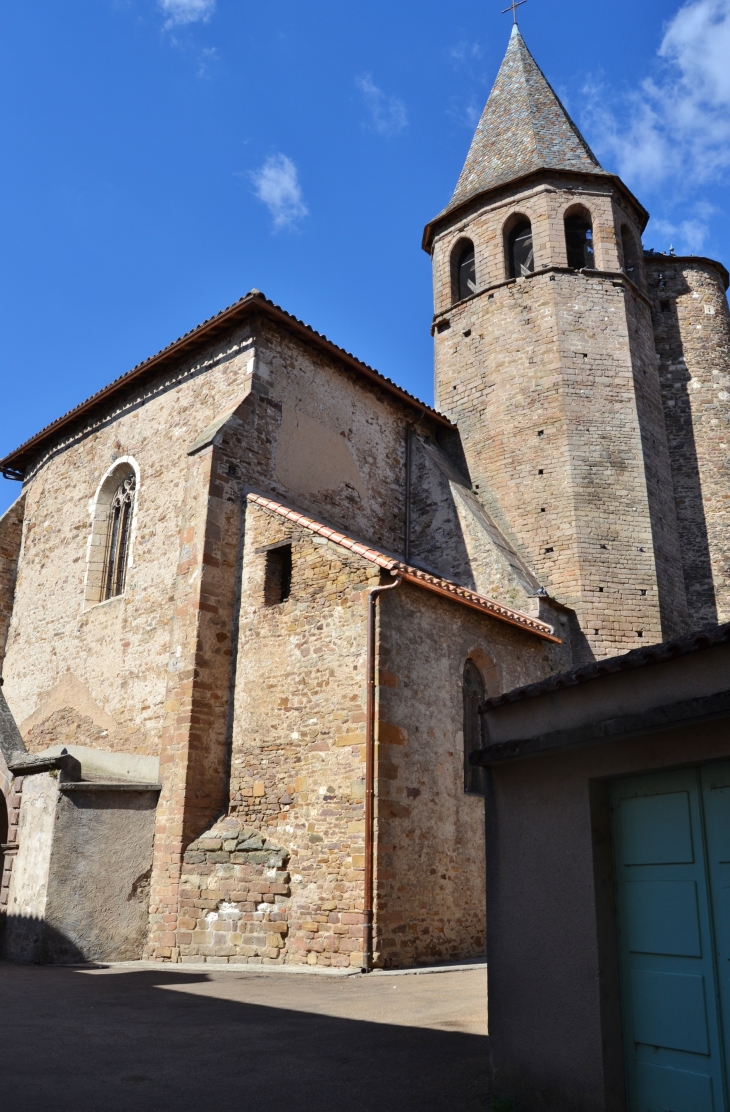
{"left": 647, "top": 255, "right": 730, "bottom": 626}
{"left": 374, "top": 585, "right": 568, "bottom": 969}
{"left": 3, "top": 324, "right": 256, "bottom": 757}
{"left": 0, "top": 307, "right": 453, "bottom": 961}
{"left": 178, "top": 817, "right": 292, "bottom": 964}
{"left": 3, "top": 313, "right": 439, "bottom": 752}
{"left": 430, "top": 173, "right": 683, "bottom": 657}
{"left": 170, "top": 503, "right": 380, "bottom": 967}
{"left": 0, "top": 496, "right": 25, "bottom": 675}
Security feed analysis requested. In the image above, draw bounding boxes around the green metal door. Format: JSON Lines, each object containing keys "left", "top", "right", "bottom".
{"left": 611, "top": 764, "right": 730, "bottom": 1111}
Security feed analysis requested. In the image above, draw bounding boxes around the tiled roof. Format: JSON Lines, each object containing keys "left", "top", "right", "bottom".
{"left": 437, "top": 27, "right": 606, "bottom": 223}
{"left": 247, "top": 492, "right": 560, "bottom": 643}
{"left": 484, "top": 622, "right": 730, "bottom": 708}
{"left": 0, "top": 291, "right": 452, "bottom": 478}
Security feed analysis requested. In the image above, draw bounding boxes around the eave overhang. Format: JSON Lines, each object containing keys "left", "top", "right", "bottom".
{"left": 1, "top": 291, "right": 453, "bottom": 480}
{"left": 422, "top": 168, "right": 651, "bottom": 254}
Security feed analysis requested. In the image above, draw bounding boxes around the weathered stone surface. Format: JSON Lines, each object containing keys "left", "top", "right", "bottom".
{"left": 647, "top": 255, "right": 730, "bottom": 625}
{"left": 431, "top": 170, "right": 689, "bottom": 657}
{"left": 0, "top": 496, "right": 24, "bottom": 676}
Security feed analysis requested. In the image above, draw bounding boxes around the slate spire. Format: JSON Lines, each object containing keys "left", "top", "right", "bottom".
{"left": 448, "top": 25, "right": 606, "bottom": 213}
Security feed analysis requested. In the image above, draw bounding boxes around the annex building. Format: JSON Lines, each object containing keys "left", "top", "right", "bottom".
{"left": 0, "top": 26, "right": 728, "bottom": 978}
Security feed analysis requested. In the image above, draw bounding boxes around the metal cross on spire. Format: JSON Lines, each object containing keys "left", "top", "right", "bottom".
{"left": 502, "top": 0, "right": 527, "bottom": 24}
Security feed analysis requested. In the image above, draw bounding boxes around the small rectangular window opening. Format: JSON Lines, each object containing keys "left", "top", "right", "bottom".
{"left": 264, "top": 544, "right": 292, "bottom": 606}
{"left": 660, "top": 299, "right": 671, "bottom": 313}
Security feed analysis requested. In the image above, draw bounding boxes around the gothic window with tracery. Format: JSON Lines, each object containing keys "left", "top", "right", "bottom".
{"left": 102, "top": 474, "right": 135, "bottom": 600}
{"left": 463, "top": 659, "right": 486, "bottom": 795}
{"left": 508, "top": 220, "right": 535, "bottom": 278}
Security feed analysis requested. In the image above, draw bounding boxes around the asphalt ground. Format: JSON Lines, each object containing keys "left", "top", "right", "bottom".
{"left": 0, "top": 960, "right": 489, "bottom": 1111}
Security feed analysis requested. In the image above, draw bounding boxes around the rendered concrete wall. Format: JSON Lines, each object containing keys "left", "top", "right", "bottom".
{"left": 44, "top": 788, "right": 157, "bottom": 962}
{"left": 482, "top": 691, "right": 730, "bottom": 1111}
{"left": 3, "top": 772, "right": 58, "bottom": 962}
{"left": 4, "top": 777, "right": 157, "bottom": 963}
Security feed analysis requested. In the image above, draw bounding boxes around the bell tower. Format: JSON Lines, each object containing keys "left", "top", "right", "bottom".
{"left": 424, "top": 26, "right": 688, "bottom": 659}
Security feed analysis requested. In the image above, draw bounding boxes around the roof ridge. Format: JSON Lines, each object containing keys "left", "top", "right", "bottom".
{"left": 246, "top": 491, "right": 560, "bottom": 643}
{"left": 1, "top": 291, "right": 452, "bottom": 478}
{"left": 436, "top": 28, "right": 606, "bottom": 224}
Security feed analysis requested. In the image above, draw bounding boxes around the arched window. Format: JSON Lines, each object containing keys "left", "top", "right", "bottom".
{"left": 508, "top": 220, "right": 535, "bottom": 279}
{"left": 85, "top": 462, "right": 138, "bottom": 607}
{"left": 565, "top": 212, "right": 595, "bottom": 269}
{"left": 463, "top": 659, "right": 486, "bottom": 795}
{"left": 102, "top": 474, "right": 135, "bottom": 600}
{"left": 621, "top": 225, "right": 641, "bottom": 283}
{"left": 452, "top": 240, "right": 477, "bottom": 303}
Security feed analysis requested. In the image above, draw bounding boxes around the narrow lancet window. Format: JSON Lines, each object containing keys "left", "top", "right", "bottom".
{"left": 454, "top": 241, "right": 477, "bottom": 302}
{"left": 621, "top": 225, "right": 640, "bottom": 282}
{"left": 463, "top": 659, "right": 486, "bottom": 795}
{"left": 102, "top": 474, "right": 135, "bottom": 601}
{"left": 508, "top": 221, "right": 534, "bottom": 278}
{"left": 565, "top": 214, "right": 595, "bottom": 269}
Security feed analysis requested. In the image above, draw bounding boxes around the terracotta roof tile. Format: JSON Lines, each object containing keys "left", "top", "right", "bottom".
{"left": 247, "top": 492, "right": 560, "bottom": 643}
{"left": 1, "top": 291, "right": 452, "bottom": 478}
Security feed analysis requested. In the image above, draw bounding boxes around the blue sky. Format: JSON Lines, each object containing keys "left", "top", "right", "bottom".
{"left": 2, "top": 0, "right": 729, "bottom": 515}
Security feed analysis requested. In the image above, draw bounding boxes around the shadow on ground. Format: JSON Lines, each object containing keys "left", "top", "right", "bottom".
{"left": 0, "top": 962, "right": 489, "bottom": 1112}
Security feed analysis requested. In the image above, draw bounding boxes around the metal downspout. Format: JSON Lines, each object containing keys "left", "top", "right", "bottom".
{"left": 363, "top": 575, "right": 402, "bottom": 972}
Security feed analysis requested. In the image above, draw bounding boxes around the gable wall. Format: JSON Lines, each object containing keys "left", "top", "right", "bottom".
{"left": 1, "top": 317, "right": 432, "bottom": 768}
{"left": 1, "top": 324, "right": 256, "bottom": 758}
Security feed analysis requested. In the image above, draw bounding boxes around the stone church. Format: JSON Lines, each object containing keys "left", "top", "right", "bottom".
{"left": 0, "top": 26, "right": 728, "bottom": 970}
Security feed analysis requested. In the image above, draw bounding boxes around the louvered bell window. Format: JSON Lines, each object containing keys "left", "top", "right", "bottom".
{"left": 457, "top": 243, "right": 477, "bottom": 302}
{"left": 509, "top": 221, "right": 535, "bottom": 278}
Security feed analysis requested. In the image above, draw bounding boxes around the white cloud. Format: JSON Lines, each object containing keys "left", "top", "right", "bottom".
{"left": 583, "top": 0, "right": 730, "bottom": 193}
{"left": 159, "top": 0, "right": 215, "bottom": 28}
{"left": 356, "top": 75, "right": 408, "bottom": 137}
{"left": 651, "top": 217, "right": 710, "bottom": 253}
{"left": 449, "top": 41, "right": 481, "bottom": 65}
{"left": 448, "top": 97, "right": 482, "bottom": 130}
{"left": 249, "top": 154, "right": 308, "bottom": 231}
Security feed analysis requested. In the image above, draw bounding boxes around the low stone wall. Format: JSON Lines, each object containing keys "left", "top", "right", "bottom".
{"left": 177, "top": 816, "right": 365, "bottom": 967}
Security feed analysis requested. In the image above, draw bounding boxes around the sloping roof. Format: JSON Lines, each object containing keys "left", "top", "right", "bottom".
{"left": 484, "top": 622, "right": 730, "bottom": 708}
{"left": 422, "top": 27, "right": 633, "bottom": 251}
{"left": 247, "top": 492, "right": 560, "bottom": 643}
{"left": 0, "top": 291, "right": 453, "bottom": 479}
{"left": 449, "top": 26, "right": 605, "bottom": 213}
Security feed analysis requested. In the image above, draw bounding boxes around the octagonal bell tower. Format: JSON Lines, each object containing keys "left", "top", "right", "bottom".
{"left": 423, "top": 25, "right": 688, "bottom": 659}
